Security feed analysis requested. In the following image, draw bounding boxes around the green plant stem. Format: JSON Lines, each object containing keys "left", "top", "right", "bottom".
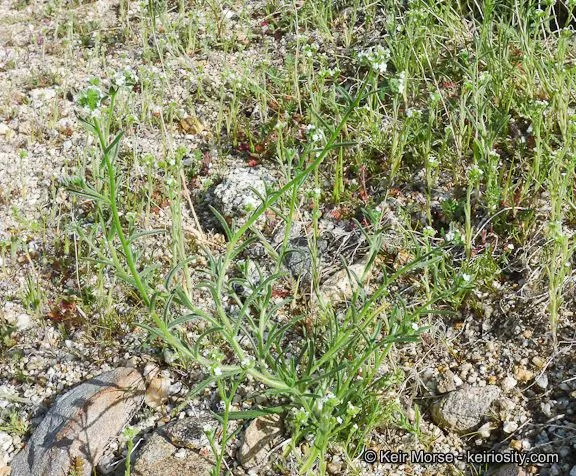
{"left": 93, "top": 120, "right": 151, "bottom": 307}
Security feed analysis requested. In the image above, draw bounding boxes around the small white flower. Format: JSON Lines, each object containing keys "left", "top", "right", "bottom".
{"left": 347, "top": 402, "right": 359, "bottom": 415}
{"left": 358, "top": 45, "right": 390, "bottom": 75}
{"left": 241, "top": 356, "right": 254, "bottom": 368}
{"left": 396, "top": 70, "right": 407, "bottom": 95}
{"left": 468, "top": 164, "right": 484, "bottom": 181}
{"left": 461, "top": 273, "right": 472, "bottom": 282}
{"left": 112, "top": 71, "right": 126, "bottom": 87}
{"left": 213, "top": 367, "right": 222, "bottom": 376}
{"left": 306, "top": 124, "right": 325, "bottom": 144}
{"left": 336, "top": 416, "right": 343, "bottom": 424}
{"left": 411, "top": 322, "right": 419, "bottom": 330}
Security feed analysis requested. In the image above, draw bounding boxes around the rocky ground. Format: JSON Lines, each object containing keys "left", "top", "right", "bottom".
{"left": 1, "top": 0, "right": 575, "bottom": 475}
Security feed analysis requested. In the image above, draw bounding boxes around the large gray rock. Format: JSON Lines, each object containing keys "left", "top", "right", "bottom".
{"left": 430, "top": 385, "right": 501, "bottom": 434}
{"left": 10, "top": 367, "right": 145, "bottom": 476}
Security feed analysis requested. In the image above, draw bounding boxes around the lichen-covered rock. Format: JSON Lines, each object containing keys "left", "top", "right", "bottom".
{"left": 430, "top": 385, "right": 501, "bottom": 434}
{"left": 10, "top": 367, "right": 145, "bottom": 476}
{"left": 212, "top": 167, "right": 272, "bottom": 225}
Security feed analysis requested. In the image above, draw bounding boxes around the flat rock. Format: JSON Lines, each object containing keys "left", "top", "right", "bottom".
{"left": 132, "top": 432, "right": 213, "bottom": 476}
{"left": 239, "top": 414, "right": 283, "bottom": 469}
{"left": 10, "top": 367, "right": 145, "bottom": 476}
{"left": 430, "top": 385, "right": 501, "bottom": 434}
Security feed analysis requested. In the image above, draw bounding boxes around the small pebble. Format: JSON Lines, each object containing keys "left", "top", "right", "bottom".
{"left": 503, "top": 421, "right": 519, "bottom": 433}
{"left": 534, "top": 373, "right": 548, "bottom": 390}
{"left": 532, "top": 356, "right": 545, "bottom": 368}
{"left": 501, "top": 376, "right": 517, "bottom": 392}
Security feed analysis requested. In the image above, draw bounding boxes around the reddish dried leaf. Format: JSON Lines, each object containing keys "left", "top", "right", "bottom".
{"left": 271, "top": 287, "right": 290, "bottom": 298}
{"left": 46, "top": 299, "right": 78, "bottom": 325}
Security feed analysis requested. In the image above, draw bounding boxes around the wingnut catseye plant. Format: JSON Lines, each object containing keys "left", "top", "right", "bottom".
{"left": 65, "top": 73, "right": 455, "bottom": 474}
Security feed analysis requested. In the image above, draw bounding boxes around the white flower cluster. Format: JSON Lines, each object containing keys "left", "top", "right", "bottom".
{"left": 306, "top": 124, "right": 325, "bottom": 143}
{"left": 240, "top": 355, "right": 254, "bottom": 369}
{"left": 112, "top": 66, "right": 139, "bottom": 88}
{"left": 303, "top": 42, "right": 320, "bottom": 58}
{"left": 423, "top": 225, "right": 436, "bottom": 237}
{"left": 292, "top": 407, "right": 308, "bottom": 425}
{"left": 358, "top": 45, "right": 391, "bottom": 75}
{"left": 393, "top": 70, "right": 408, "bottom": 96}
{"left": 318, "top": 67, "right": 340, "bottom": 79}
{"left": 427, "top": 155, "right": 439, "bottom": 168}
{"left": 444, "top": 228, "right": 462, "bottom": 244}
{"left": 468, "top": 164, "right": 484, "bottom": 181}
